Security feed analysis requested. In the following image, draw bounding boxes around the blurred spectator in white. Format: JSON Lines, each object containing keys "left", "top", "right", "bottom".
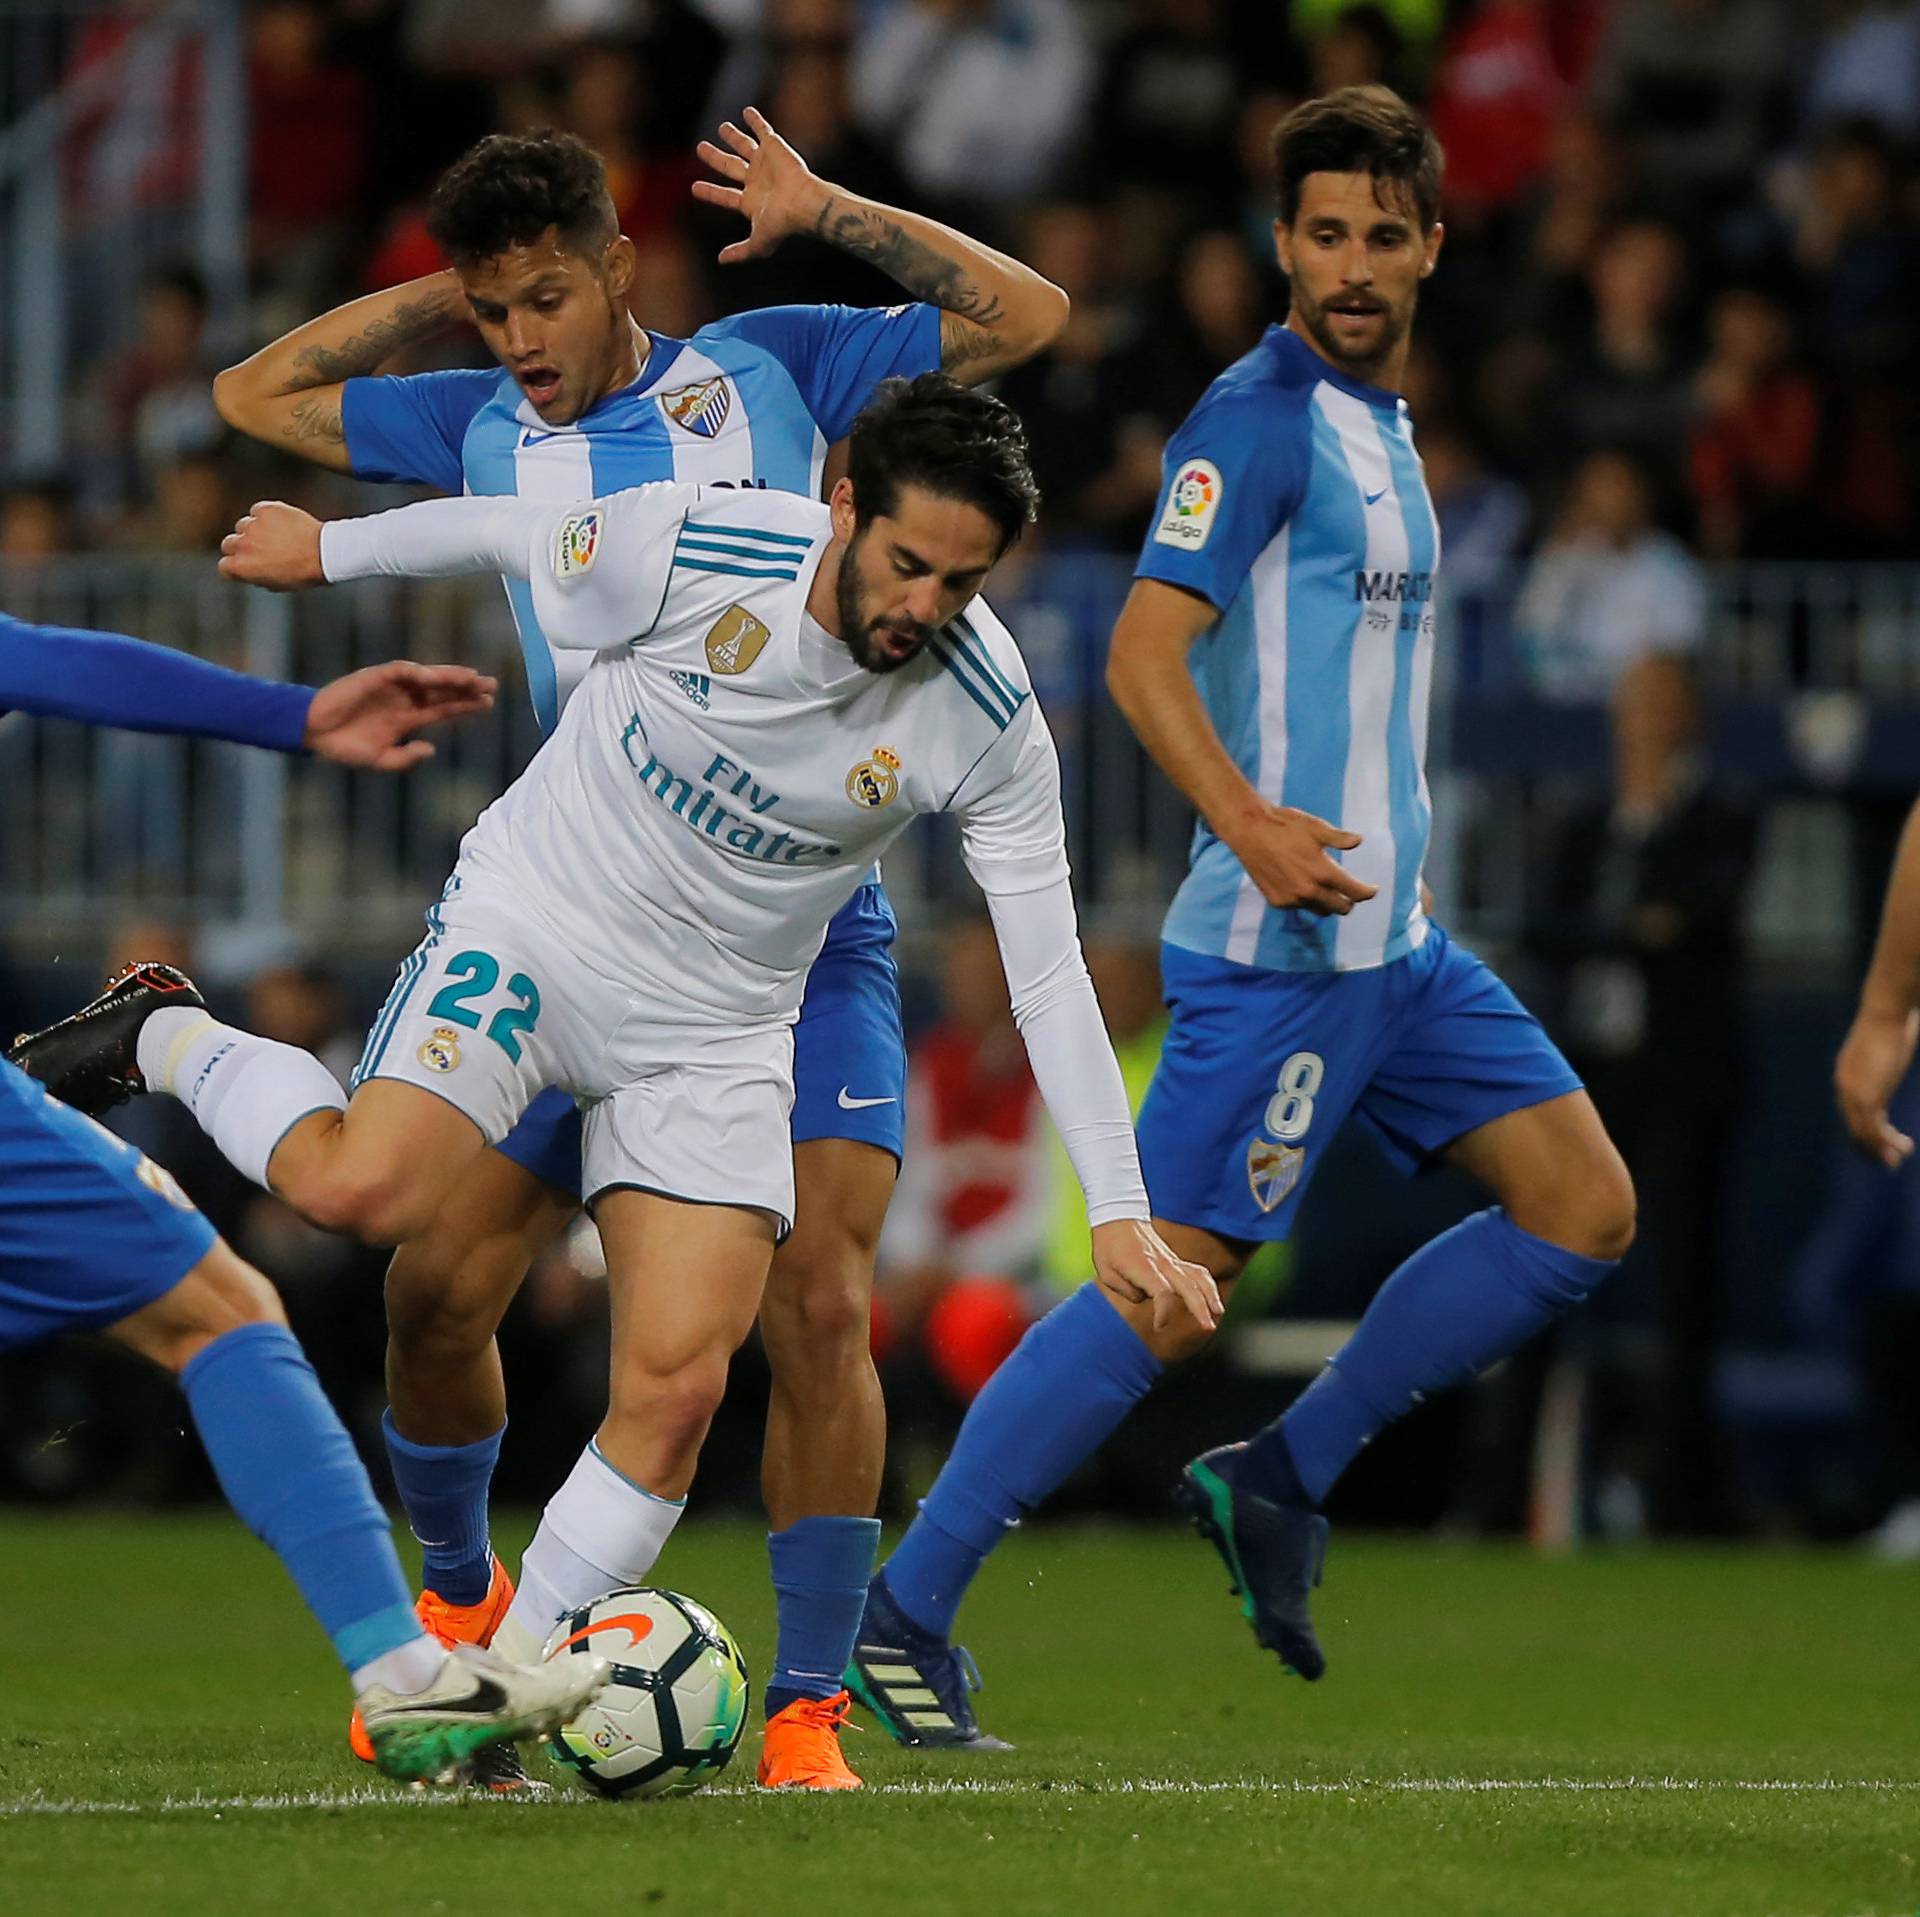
{"left": 851, "top": 0, "right": 1095, "bottom": 210}
{"left": 1800, "top": 0, "right": 1920, "bottom": 142}
{"left": 1516, "top": 447, "right": 1708, "bottom": 700}
{"left": 1593, "top": 0, "right": 1794, "bottom": 209}
{"left": 1687, "top": 278, "right": 1823, "bottom": 558}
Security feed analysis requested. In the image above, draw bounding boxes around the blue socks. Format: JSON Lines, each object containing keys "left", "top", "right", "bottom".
{"left": 181, "top": 1322, "right": 420, "bottom": 1673}
{"left": 765, "top": 1515, "right": 882, "bottom": 1720}
{"left": 1249, "top": 1207, "right": 1617, "bottom": 1506}
{"left": 885, "top": 1284, "right": 1163, "bottom": 1639}
{"left": 382, "top": 1411, "right": 503, "bottom": 1606}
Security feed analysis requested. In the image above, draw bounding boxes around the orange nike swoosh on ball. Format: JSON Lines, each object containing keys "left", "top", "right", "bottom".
{"left": 551, "top": 1612, "right": 655, "bottom": 1655}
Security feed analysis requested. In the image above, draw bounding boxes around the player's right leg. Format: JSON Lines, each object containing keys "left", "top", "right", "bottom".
{"left": 0, "top": 1059, "right": 604, "bottom": 1783}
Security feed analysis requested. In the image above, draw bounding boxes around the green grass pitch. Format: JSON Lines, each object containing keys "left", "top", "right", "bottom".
{"left": 2, "top": 1513, "right": 1915, "bottom": 1916}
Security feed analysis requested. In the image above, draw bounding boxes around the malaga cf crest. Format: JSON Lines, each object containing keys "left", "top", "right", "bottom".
{"left": 659, "top": 377, "right": 732, "bottom": 439}
{"left": 1246, "top": 1137, "right": 1304, "bottom": 1213}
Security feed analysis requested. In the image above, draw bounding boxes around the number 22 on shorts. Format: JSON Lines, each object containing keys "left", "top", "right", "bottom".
{"left": 426, "top": 951, "right": 543, "bottom": 1062}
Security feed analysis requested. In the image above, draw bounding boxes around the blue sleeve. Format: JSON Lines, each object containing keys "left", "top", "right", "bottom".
{"left": 1134, "top": 383, "right": 1309, "bottom": 614}
{"left": 707, "top": 303, "right": 942, "bottom": 442}
{"left": 339, "top": 368, "right": 499, "bottom": 492}
{"left": 0, "top": 614, "right": 313, "bottom": 751}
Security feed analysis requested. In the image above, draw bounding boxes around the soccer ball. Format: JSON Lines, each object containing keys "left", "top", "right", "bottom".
{"left": 541, "top": 1586, "right": 751, "bottom": 1799}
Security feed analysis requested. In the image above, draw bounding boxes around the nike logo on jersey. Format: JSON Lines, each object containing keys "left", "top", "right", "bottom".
{"left": 1364, "top": 487, "right": 1389, "bottom": 506}
{"left": 520, "top": 428, "right": 565, "bottom": 446}
{"left": 838, "top": 1089, "right": 897, "bottom": 1110}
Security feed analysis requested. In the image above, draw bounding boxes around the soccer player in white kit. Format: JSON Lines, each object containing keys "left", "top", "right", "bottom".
{"left": 43, "top": 375, "right": 1220, "bottom": 1686}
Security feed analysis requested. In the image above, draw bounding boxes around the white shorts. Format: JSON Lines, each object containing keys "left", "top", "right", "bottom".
{"left": 351, "top": 876, "right": 796, "bottom": 1232}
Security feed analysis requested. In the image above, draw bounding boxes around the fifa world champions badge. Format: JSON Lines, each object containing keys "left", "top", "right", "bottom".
{"left": 1153, "top": 458, "right": 1223, "bottom": 551}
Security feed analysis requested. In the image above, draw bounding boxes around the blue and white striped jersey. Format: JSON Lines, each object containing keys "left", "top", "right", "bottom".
{"left": 1136, "top": 324, "right": 1440, "bottom": 975}
{"left": 341, "top": 302, "right": 941, "bottom": 736}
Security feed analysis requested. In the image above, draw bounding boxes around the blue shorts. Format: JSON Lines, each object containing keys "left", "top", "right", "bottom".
{"left": 1137, "top": 925, "right": 1583, "bottom": 1244}
{"left": 0, "top": 1056, "right": 217, "bottom": 1353}
{"left": 494, "top": 883, "right": 907, "bottom": 1201}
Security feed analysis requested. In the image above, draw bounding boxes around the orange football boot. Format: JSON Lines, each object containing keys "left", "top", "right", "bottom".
{"left": 348, "top": 1556, "right": 517, "bottom": 1763}
{"left": 757, "top": 1690, "right": 863, "bottom": 1790}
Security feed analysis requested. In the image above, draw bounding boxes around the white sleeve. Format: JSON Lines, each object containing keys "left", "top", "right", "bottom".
{"left": 957, "top": 710, "right": 1149, "bottom": 1226}
{"left": 320, "top": 482, "right": 693, "bottom": 650}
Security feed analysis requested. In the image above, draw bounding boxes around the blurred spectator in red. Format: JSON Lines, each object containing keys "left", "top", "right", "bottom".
{"left": 878, "top": 917, "right": 1050, "bottom": 1348}
{"left": 1592, "top": 0, "right": 1794, "bottom": 211}
{"left": 1428, "top": 0, "right": 1574, "bottom": 218}
{"left": 851, "top": 0, "right": 1095, "bottom": 212}
{"left": 557, "top": 38, "right": 693, "bottom": 246}
{"left": 1516, "top": 447, "right": 1708, "bottom": 699}
{"left": 248, "top": 1, "right": 369, "bottom": 264}
{"left": 1688, "top": 278, "right": 1822, "bottom": 557}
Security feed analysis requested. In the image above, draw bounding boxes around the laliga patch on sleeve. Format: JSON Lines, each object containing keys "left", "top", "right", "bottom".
{"left": 1153, "top": 458, "right": 1223, "bottom": 551}
{"left": 554, "top": 508, "right": 603, "bottom": 580}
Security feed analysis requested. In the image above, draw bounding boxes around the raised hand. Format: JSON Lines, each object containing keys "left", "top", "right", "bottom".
{"left": 304, "top": 661, "right": 497, "bottom": 771}
{"left": 220, "top": 501, "right": 326, "bottom": 592}
{"left": 692, "top": 107, "right": 833, "bottom": 265}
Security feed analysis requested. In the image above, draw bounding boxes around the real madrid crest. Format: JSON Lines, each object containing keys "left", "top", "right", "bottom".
{"left": 705, "top": 604, "right": 772, "bottom": 676}
{"left": 1246, "top": 1137, "right": 1304, "bottom": 1213}
{"left": 846, "top": 746, "right": 902, "bottom": 809}
{"left": 418, "top": 1026, "right": 463, "bottom": 1074}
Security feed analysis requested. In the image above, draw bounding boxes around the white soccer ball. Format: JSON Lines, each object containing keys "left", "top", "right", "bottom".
{"left": 541, "top": 1586, "right": 751, "bottom": 1798}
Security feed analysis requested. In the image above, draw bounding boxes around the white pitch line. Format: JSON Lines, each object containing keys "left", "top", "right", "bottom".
{"left": 3, "top": 1777, "right": 1916, "bottom": 1817}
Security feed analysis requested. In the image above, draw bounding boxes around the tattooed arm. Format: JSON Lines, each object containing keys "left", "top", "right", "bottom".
{"left": 211, "top": 273, "right": 468, "bottom": 473}
{"left": 694, "top": 108, "right": 1068, "bottom": 386}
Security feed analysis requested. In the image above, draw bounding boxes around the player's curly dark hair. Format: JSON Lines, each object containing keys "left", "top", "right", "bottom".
{"left": 1272, "top": 86, "right": 1443, "bottom": 231}
{"left": 846, "top": 373, "right": 1040, "bottom": 553}
{"left": 426, "top": 130, "right": 619, "bottom": 265}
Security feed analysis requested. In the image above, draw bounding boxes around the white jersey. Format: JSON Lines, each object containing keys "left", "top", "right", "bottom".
{"left": 326, "top": 483, "right": 1064, "bottom": 1034}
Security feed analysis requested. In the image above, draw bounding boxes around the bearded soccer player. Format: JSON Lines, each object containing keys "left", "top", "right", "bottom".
{"left": 0, "top": 619, "right": 612, "bottom": 1781}
{"left": 208, "top": 118, "right": 1065, "bottom": 1786}
{"left": 18, "top": 378, "right": 1218, "bottom": 1781}
{"left": 848, "top": 88, "right": 1637, "bottom": 1746}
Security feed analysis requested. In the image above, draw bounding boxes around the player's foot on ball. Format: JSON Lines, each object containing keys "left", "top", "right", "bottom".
{"left": 359, "top": 1641, "right": 609, "bottom": 1786}
{"left": 1175, "top": 1441, "right": 1329, "bottom": 1680}
{"left": 7, "top": 962, "right": 203, "bottom": 1116}
{"left": 845, "top": 1574, "right": 1013, "bottom": 1752}
{"left": 757, "top": 1690, "right": 863, "bottom": 1790}
{"left": 349, "top": 1555, "right": 517, "bottom": 1764}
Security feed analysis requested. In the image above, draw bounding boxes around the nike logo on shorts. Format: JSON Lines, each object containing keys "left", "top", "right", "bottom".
{"left": 837, "top": 1089, "right": 897, "bottom": 1110}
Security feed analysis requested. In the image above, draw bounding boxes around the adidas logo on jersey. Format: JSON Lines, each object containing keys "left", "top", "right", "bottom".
{"left": 671, "top": 669, "right": 713, "bottom": 710}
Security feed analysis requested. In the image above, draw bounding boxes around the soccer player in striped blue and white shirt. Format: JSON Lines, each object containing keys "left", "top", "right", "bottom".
{"left": 853, "top": 88, "right": 1638, "bottom": 1739}
{"left": 212, "top": 118, "right": 1066, "bottom": 1786}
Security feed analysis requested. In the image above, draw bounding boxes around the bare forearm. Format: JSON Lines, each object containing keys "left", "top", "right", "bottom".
{"left": 212, "top": 274, "right": 465, "bottom": 455}
{"left": 1108, "top": 630, "right": 1262, "bottom": 839}
{"left": 811, "top": 190, "right": 1067, "bottom": 379}
{"left": 1861, "top": 794, "right": 1920, "bottom": 1017}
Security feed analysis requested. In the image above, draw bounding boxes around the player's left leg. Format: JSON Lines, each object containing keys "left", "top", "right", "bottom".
{"left": 754, "top": 912, "right": 903, "bottom": 1788}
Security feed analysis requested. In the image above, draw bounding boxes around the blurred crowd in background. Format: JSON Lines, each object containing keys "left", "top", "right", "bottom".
{"left": 4, "top": 0, "right": 1920, "bottom": 1552}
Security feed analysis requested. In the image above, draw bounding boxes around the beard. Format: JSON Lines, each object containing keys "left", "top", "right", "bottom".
{"left": 836, "top": 532, "right": 929, "bottom": 674}
{"left": 1295, "top": 287, "right": 1414, "bottom": 377}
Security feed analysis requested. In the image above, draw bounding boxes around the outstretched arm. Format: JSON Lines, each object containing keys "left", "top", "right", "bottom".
{"left": 0, "top": 612, "right": 493, "bottom": 767}
{"left": 694, "top": 107, "right": 1067, "bottom": 384}
{"left": 1837, "top": 792, "right": 1920, "bottom": 1165}
{"left": 211, "top": 273, "right": 468, "bottom": 472}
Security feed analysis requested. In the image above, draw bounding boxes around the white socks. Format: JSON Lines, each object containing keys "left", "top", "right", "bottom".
{"left": 351, "top": 1634, "right": 450, "bottom": 1700}
{"left": 497, "top": 1444, "right": 686, "bottom": 1660}
{"left": 138, "top": 1007, "right": 346, "bottom": 1189}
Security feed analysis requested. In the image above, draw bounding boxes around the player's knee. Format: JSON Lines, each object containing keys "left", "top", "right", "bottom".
{"left": 384, "top": 1236, "right": 512, "bottom": 1363}
{"left": 762, "top": 1248, "right": 873, "bottom": 1381}
{"left": 607, "top": 1349, "right": 731, "bottom": 1465}
{"left": 1519, "top": 1153, "right": 1637, "bottom": 1266}
{"left": 299, "top": 1162, "right": 435, "bottom": 1248}
{"left": 133, "top": 1243, "right": 288, "bottom": 1372}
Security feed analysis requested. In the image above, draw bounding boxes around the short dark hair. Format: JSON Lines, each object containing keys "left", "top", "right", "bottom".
{"left": 426, "top": 130, "right": 618, "bottom": 265}
{"left": 846, "top": 373, "right": 1040, "bottom": 553}
{"left": 1272, "top": 85, "right": 1443, "bottom": 231}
